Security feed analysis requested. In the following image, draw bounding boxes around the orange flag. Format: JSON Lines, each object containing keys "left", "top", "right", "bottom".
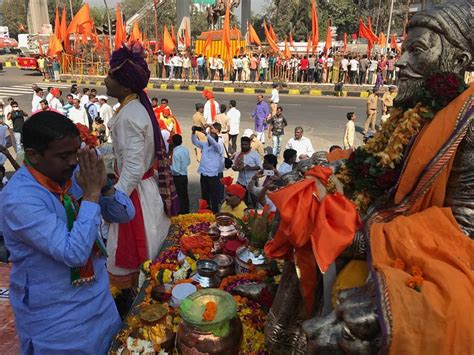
{"left": 184, "top": 21, "right": 191, "bottom": 48}
{"left": 311, "top": 0, "right": 319, "bottom": 52}
{"left": 202, "top": 33, "right": 212, "bottom": 54}
{"left": 130, "top": 20, "right": 140, "bottom": 42}
{"left": 306, "top": 35, "right": 311, "bottom": 54}
{"left": 284, "top": 37, "right": 291, "bottom": 59}
{"left": 67, "top": 4, "right": 91, "bottom": 34}
{"left": 263, "top": 19, "right": 279, "bottom": 52}
{"left": 368, "top": 16, "right": 374, "bottom": 34}
{"left": 60, "top": 7, "right": 67, "bottom": 42}
{"left": 104, "top": 35, "right": 111, "bottom": 60}
{"left": 114, "top": 4, "right": 125, "bottom": 49}
{"left": 343, "top": 32, "right": 347, "bottom": 53}
{"left": 248, "top": 22, "right": 261, "bottom": 46}
{"left": 171, "top": 24, "right": 177, "bottom": 46}
{"left": 269, "top": 23, "right": 278, "bottom": 43}
{"left": 54, "top": 7, "right": 60, "bottom": 40}
{"left": 379, "top": 32, "right": 386, "bottom": 48}
{"left": 390, "top": 33, "right": 400, "bottom": 53}
{"left": 324, "top": 17, "right": 332, "bottom": 54}
{"left": 93, "top": 26, "right": 100, "bottom": 48}
{"left": 48, "top": 34, "right": 63, "bottom": 56}
{"left": 289, "top": 31, "right": 294, "bottom": 47}
{"left": 223, "top": 0, "right": 231, "bottom": 58}
{"left": 163, "top": 25, "right": 175, "bottom": 55}
{"left": 358, "top": 18, "right": 378, "bottom": 43}
{"left": 38, "top": 40, "right": 44, "bottom": 55}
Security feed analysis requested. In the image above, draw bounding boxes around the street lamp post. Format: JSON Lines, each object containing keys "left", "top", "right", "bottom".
{"left": 103, "top": 0, "right": 113, "bottom": 53}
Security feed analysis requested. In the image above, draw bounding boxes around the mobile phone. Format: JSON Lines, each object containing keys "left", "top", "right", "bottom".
{"left": 263, "top": 170, "right": 274, "bottom": 176}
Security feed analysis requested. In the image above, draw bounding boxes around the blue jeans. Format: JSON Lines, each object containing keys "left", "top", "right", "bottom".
{"left": 272, "top": 135, "right": 283, "bottom": 156}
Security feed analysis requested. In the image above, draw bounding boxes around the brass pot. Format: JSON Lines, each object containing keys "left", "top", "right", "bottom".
{"left": 177, "top": 317, "right": 243, "bottom": 355}
{"left": 213, "top": 254, "right": 235, "bottom": 279}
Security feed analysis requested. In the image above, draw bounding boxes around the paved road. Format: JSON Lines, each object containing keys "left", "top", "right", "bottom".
{"left": 1, "top": 67, "right": 371, "bottom": 210}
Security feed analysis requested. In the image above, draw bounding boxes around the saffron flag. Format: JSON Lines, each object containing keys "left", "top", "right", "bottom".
{"left": 306, "top": 35, "right": 311, "bottom": 54}
{"left": 368, "top": 16, "right": 374, "bottom": 34}
{"left": 379, "top": 32, "right": 386, "bottom": 48}
{"left": 269, "top": 23, "right": 278, "bottom": 43}
{"left": 114, "top": 4, "right": 126, "bottom": 49}
{"left": 171, "top": 24, "right": 177, "bottom": 46}
{"left": 54, "top": 7, "right": 60, "bottom": 40}
{"left": 93, "top": 26, "right": 100, "bottom": 48}
{"left": 202, "top": 33, "right": 212, "bottom": 53}
{"left": 223, "top": 0, "right": 231, "bottom": 57}
{"left": 48, "top": 34, "right": 63, "bottom": 56}
{"left": 284, "top": 37, "right": 291, "bottom": 59}
{"left": 358, "top": 18, "right": 378, "bottom": 43}
{"left": 163, "top": 25, "right": 175, "bottom": 55}
{"left": 343, "top": 32, "right": 347, "bottom": 53}
{"left": 263, "top": 19, "right": 279, "bottom": 53}
{"left": 185, "top": 21, "right": 191, "bottom": 48}
{"left": 67, "top": 4, "right": 91, "bottom": 34}
{"left": 289, "top": 31, "right": 295, "bottom": 48}
{"left": 324, "top": 17, "right": 332, "bottom": 54}
{"left": 390, "top": 33, "right": 400, "bottom": 53}
{"left": 311, "top": 0, "right": 319, "bottom": 52}
{"left": 60, "top": 7, "right": 67, "bottom": 42}
{"left": 248, "top": 22, "right": 261, "bottom": 46}
{"left": 130, "top": 20, "right": 140, "bottom": 42}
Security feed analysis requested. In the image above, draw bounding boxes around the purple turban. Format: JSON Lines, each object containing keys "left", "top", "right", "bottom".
{"left": 109, "top": 43, "right": 179, "bottom": 216}
{"left": 109, "top": 42, "right": 151, "bottom": 92}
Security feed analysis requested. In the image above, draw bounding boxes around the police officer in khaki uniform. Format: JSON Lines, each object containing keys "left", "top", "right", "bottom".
{"left": 364, "top": 89, "right": 379, "bottom": 134}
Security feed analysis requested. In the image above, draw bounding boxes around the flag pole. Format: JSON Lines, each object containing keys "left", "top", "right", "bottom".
{"left": 385, "top": 0, "right": 395, "bottom": 54}
{"left": 103, "top": 0, "right": 113, "bottom": 54}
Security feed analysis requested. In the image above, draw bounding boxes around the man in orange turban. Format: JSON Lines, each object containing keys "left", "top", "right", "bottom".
{"left": 202, "top": 89, "right": 220, "bottom": 124}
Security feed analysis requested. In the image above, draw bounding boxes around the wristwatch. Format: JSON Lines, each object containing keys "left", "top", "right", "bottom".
{"left": 101, "top": 178, "right": 115, "bottom": 195}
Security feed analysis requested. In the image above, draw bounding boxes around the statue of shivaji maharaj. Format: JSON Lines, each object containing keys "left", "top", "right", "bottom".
{"left": 263, "top": 1, "right": 474, "bottom": 354}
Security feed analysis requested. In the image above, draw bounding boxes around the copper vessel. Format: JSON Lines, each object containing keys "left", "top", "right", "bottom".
{"left": 177, "top": 317, "right": 243, "bottom": 355}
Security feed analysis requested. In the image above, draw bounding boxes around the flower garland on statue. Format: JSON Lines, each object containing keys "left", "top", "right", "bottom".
{"left": 338, "top": 73, "right": 468, "bottom": 212}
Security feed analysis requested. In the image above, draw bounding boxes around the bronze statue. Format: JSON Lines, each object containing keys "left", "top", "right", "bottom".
{"left": 266, "top": 1, "right": 474, "bottom": 354}
{"left": 207, "top": 0, "right": 241, "bottom": 28}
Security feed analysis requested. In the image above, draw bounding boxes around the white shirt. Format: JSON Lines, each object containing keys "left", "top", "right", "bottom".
{"left": 100, "top": 103, "right": 114, "bottom": 137}
{"left": 80, "top": 94, "right": 89, "bottom": 108}
{"left": 46, "top": 92, "right": 53, "bottom": 105}
{"left": 270, "top": 88, "right": 279, "bottom": 103}
{"left": 69, "top": 106, "right": 88, "bottom": 127}
{"left": 209, "top": 57, "right": 216, "bottom": 69}
{"left": 341, "top": 58, "right": 349, "bottom": 71}
{"left": 278, "top": 161, "right": 293, "bottom": 175}
{"left": 286, "top": 137, "right": 315, "bottom": 162}
{"left": 31, "top": 95, "right": 42, "bottom": 113}
{"left": 327, "top": 57, "right": 334, "bottom": 68}
{"left": 161, "top": 130, "right": 170, "bottom": 153}
{"left": 50, "top": 97, "right": 63, "bottom": 111}
{"left": 350, "top": 59, "right": 359, "bottom": 71}
{"left": 260, "top": 57, "right": 268, "bottom": 69}
{"left": 227, "top": 107, "right": 241, "bottom": 135}
{"left": 183, "top": 57, "right": 191, "bottom": 68}
{"left": 343, "top": 120, "right": 355, "bottom": 149}
{"left": 204, "top": 100, "right": 220, "bottom": 124}
{"left": 216, "top": 58, "right": 224, "bottom": 70}
{"left": 3, "top": 105, "right": 13, "bottom": 129}
{"left": 369, "top": 60, "right": 378, "bottom": 71}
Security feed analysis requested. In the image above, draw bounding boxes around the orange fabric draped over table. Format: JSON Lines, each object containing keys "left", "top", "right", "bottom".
{"left": 265, "top": 166, "right": 361, "bottom": 315}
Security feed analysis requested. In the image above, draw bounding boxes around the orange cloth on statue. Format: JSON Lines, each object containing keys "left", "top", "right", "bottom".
{"left": 394, "top": 84, "right": 474, "bottom": 213}
{"left": 265, "top": 166, "right": 361, "bottom": 315}
{"left": 326, "top": 148, "right": 352, "bottom": 163}
{"left": 370, "top": 207, "right": 474, "bottom": 355}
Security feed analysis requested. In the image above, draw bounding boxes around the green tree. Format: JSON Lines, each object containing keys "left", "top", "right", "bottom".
{"left": 89, "top": 6, "right": 111, "bottom": 28}
{"left": 0, "top": 0, "right": 28, "bottom": 39}
{"left": 47, "top": 0, "right": 84, "bottom": 27}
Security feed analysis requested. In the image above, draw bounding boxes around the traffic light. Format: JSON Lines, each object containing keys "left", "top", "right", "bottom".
{"left": 111, "top": 20, "right": 117, "bottom": 36}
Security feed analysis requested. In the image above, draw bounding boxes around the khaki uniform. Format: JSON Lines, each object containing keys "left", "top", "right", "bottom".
{"left": 364, "top": 93, "right": 378, "bottom": 133}
{"left": 251, "top": 138, "right": 265, "bottom": 158}
{"left": 382, "top": 91, "right": 394, "bottom": 114}
{"left": 214, "top": 113, "right": 230, "bottom": 150}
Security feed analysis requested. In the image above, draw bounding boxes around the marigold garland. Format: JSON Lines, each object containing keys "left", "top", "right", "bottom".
{"left": 202, "top": 301, "right": 218, "bottom": 322}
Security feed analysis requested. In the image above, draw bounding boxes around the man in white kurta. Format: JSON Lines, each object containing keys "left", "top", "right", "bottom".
{"left": 105, "top": 43, "right": 177, "bottom": 287}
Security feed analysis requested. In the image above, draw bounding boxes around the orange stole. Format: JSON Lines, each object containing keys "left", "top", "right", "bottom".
{"left": 394, "top": 84, "right": 474, "bottom": 213}
{"left": 265, "top": 166, "right": 361, "bottom": 315}
{"left": 370, "top": 207, "right": 474, "bottom": 355}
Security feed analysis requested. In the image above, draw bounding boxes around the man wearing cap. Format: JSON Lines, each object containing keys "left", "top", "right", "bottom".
{"left": 243, "top": 128, "right": 265, "bottom": 158}
{"left": 192, "top": 103, "right": 207, "bottom": 162}
{"left": 49, "top": 88, "right": 63, "bottom": 112}
{"left": 232, "top": 136, "right": 261, "bottom": 191}
{"left": 203, "top": 90, "right": 220, "bottom": 124}
{"left": 105, "top": 43, "right": 178, "bottom": 288}
{"left": 363, "top": 89, "right": 378, "bottom": 134}
{"left": 220, "top": 176, "right": 247, "bottom": 219}
{"left": 382, "top": 86, "right": 397, "bottom": 116}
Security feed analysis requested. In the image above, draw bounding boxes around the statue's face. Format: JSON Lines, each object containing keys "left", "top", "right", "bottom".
{"left": 395, "top": 27, "right": 443, "bottom": 105}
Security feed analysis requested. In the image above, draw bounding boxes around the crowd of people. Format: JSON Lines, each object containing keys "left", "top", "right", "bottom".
{"left": 146, "top": 49, "right": 401, "bottom": 86}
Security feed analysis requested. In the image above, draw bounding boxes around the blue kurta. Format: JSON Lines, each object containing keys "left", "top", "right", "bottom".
{"left": 0, "top": 166, "right": 135, "bottom": 354}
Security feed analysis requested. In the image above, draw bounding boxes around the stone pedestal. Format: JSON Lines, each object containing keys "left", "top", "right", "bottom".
{"left": 27, "top": 0, "right": 50, "bottom": 34}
